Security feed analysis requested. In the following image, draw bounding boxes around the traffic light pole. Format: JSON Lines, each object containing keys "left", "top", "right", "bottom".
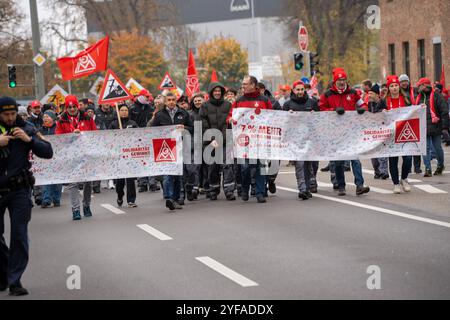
{"left": 29, "top": 0, "right": 46, "bottom": 99}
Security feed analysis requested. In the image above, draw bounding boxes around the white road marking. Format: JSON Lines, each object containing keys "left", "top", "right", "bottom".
{"left": 278, "top": 171, "right": 295, "bottom": 175}
{"left": 277, "top": 186, "right": 450, "bottom": 229}
{"left": 101, "top": 204, "right": 126, "bottom": 215}
{"left": 362, "top": 168, "right": 422, "bottom": 183}
{"left": 196, "top": 257, "right": 258, "bottom": 287}
{"left": 137, "top": 224, "right": 173, "bottom": 241}
{"left": 413, "top": 185, "right": 448, "bottom": 194}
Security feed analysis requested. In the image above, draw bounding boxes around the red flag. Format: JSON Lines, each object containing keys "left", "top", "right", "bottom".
{"left": 57, "top": 36, "right": 109, "bottom": 81}
{"left": 440, "top": 64, "right": 446, "bottom": 88}
{"left": 186, "top": 49, "right": 200, "bottom": 98}
{"left": 211, "top": 69, "right": 218, "bottom": 83}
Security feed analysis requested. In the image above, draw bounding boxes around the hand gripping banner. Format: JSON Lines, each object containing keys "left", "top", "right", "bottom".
{"left": 231, "top": 106, "right": 427, "bottom": 161}
{"left": 32, "top": 126, "right": 183, "bottom": 186}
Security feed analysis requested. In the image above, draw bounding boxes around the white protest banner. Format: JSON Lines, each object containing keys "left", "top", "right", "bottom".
{"left": 231, "top": 106, "right": 427, "bottom": 161}
{"left": 32, "top": 126, "right": 183, "bottom": 186}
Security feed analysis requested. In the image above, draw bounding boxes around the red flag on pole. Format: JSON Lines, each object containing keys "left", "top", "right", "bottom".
{"left": 57, "top": 36, "right": 109, "bottom": 81}
{"left": 211, "top": 69, "right": 218, "bottom": 83}
{"left": 440, "top": 64, "right": 446, "bottom": 88}
{"left": 186, "top": 49, "right": 200, "bottom": 98}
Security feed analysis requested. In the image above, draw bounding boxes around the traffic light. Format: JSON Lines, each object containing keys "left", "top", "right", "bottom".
{"left": 7, "top": 64, "right": 17, "bottom": 88}
{"left": 294, "top": 52, "right": 304, "bottom": 71}
{"left": 309, "top": 52, "right": 319, "bottom": 76}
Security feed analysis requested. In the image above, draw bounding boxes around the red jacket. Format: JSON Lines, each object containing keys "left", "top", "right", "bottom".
{"left": 319, "top": 84, "right": 367, "bottom": 112}
{"left": 55, "top": 111, "right": 97, "bottom": 134}
{"left": 226, "top": 91, "right": 273, "bottom": 124}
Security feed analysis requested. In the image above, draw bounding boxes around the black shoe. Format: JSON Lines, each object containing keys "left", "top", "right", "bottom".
{"left": 257, "top": 196, "right": 267, "bottom": 203}
{"left": 381, "top": 174, "right": 390, "bottom": 180}
{"left": 83, "top": 206, "right": 93, "bottom": 218}
{"left": 338, "top": 189, "right": 346, "bottom": 196}
{"left": 344, "top": 166, "right": 351, "bottom": 172}
{"left": 310, "top": 186, "right": 318, "bottom": 194}
{"left": 434, "top": 166, "right": 445, "bottom": 176}
{"left": 306, "top": 191, "right": 313, "bottom": 199}
{"left": 93, "top": 187, "right": 101, "bottom": 194}
{"left": 9, "top": 285, "right": 29, "bottom": 296}
{"left": 192, "top": 190, "right": 198, "bottom": 200}
{"left": 138, "top": 186, "right": 148, "bottom": 193}
{"left": 268, "top": 182, "right": 277, "bottom": 194}
{"left": 117, "top": 198, "right": 123, "bottom": 207}
{"left": 320, "top": 165, "right": 330, "bottom": 172}
{"left": 226, "top": 193, "right": 236, "bottom": 201}
{"left": 41, "top": 202, "right": 52, "bottom": 209}
{"left": 149, "top": 185, "right": 160, "bottom": 192}
{"left": 298, "top": 192, "right": 309, "bottom": 200}
{"left": 177, "top": 199, "right": 185, "bottom": 206}
{"left": 34, "top": 199, "right": 42, "bottom": 206}
{"left": 356, "top": 186, "right": 370, "bottom": 195}
{"left": 333, "top": 184, "right": 339, "bottom": 190}
{"left": 374, "top": 174, "right": 381, "bottom": 180}
{"left": 187, "top": 192, "right": 195, "bottom": 202}
{"left": 166, "top": 199, "right": 176, "bottom": 211}
{"left": 424, "top": 169, "right": 432, "bottom": 177}
{"left": 250, "top": 188, "right": 256, "bottom": 197}
{"left": 210, "top": 193, "right": 218, "bottom": 201}
{"left": 414, "top": 168, "right": 423, "bottom": 174}
{"left": 241, "top": 192, "right": 249, "bottom": 202}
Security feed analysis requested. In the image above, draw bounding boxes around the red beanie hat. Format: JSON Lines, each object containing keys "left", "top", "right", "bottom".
{"left": 386, "top": 75, "right": 400, "bottom": 88}
{"left": 333, "top": 68, "right": 347, "bottom": 83}
{"left": 65, "top": 95, "right": 79, "bottom": 108}
{"left": 416, "top": 77, "right": 432, "bottom": 87}
{"left": 292, "top": 80, "right": 305, "bottom": 89}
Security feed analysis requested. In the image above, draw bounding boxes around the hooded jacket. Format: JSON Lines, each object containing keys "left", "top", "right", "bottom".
{"left": 416, "top": 89, "right": 449, "bottom": 136}
{"left": 282, "top": 92, "right": 319, "bottom": 112}
{"left": 95, "top": 107, "right": 117, "bottom": 130}
{"left": 130, "top": 100, "right": 154, "bottom": 128}
{"left": 319, "top": 81, "right": 367, "bottom": 112}
{"left": 200, "top": 82, "right": 232, "bottom": 137}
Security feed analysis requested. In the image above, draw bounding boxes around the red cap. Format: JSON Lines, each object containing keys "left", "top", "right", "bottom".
{"left": 292, "top": 80, "right": 305, "bottom": 89}
{"left": 279, "top": 84, "right": 292, "bottom": 91}
{"left": 30, "top": 100, "right": 42, "bottom": 108}
{"left": 386, "top": 75, "right": 400, "bottom": 88}
{"left": 65, "top": 95, "right": 79, "bottom": 108}
{"left": 416, "top": 77, "right": 432, "bottom": 87}
{"left": 333, "top": 68, "right": 347, "bottom": 82}
{"left": 139, "top": 89, "right": 151, "bottom": 97}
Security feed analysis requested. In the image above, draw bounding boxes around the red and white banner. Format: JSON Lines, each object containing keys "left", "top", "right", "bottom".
{"left": 57, "top": 36, "right": 109, "bottom": 80}
{"left": 231, "top": 106, "right": 427, "bottom": 161}
{"left": 186, "top": 49, "right": 200, "bottom": 98}
{"left": 32, "top": 126, "right": 182, "bottom": 186}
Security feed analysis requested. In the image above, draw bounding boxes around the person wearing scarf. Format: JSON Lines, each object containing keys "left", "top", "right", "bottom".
{"left": 382, "top": 75, "right": 413, "bottom": 194}
{"left": 415, "top": 78, "right": 449, "bottom": 177}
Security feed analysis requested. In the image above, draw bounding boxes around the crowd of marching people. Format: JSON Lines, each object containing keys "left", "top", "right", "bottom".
{"left": 14, "top": 69, "right": 450, "bottom": 220}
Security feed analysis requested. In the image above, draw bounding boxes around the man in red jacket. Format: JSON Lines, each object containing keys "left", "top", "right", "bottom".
{"left": 319, "top": 68, "right": 370, "bottom": 197}
{"left": 56, "top": 95, "right": 97, "bottom": 220}
{"left": 227, "top": 75, "right": 273, "bottom": 203}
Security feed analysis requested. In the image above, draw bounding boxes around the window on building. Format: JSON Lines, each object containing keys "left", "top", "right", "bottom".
{"left": 402, "top": 42, "right": 410, "bottom": 76}
{"left": 388, "top": 44, "right": 396, "bottom": 75}
{"left": 434, "top": 43, "right": 442, "bottom": 82}
{"left": 418, "top": 39, "right": 426, "bottom": 78}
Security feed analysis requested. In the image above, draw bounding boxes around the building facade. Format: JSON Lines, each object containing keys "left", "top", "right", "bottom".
{"left": 379, "top": 0, "right": 449, "bottom": 85}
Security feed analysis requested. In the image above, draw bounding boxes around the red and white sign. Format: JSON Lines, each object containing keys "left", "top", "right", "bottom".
{"left": 57, "top": 36, "right": 109, "bottom": 80}
{"left": 395, "top": 119, "right": 420, "bottom": 143}
{"left": 98, "top": 69, "right": 133, "bottom": 105}
{"left": 158, "top": 72, "right": 177, "bottom": 90}
{"left": 298, "top": 26, "right": 308, "bottom": 52}
{"left": 153, "top": 138, "right": 177, "bottom": 163}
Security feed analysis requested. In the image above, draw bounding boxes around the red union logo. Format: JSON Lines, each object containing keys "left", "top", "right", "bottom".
{"left": 153, "top": 139, "right": 177, "bottom": 163}
{"left": 395, "top": 119, "right": 420, "bottom": 143}
{"left": 237, "top": 134, "right": 250, "bottom": 147}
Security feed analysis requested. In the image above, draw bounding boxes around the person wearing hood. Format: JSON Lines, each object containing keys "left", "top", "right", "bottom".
{"left": 415, "top": 78, "right": 449, "bottom": 177}
{"left": 319, "top": 68, "right": 370, "bottom": 197}
{"left": 200, "top": 82, "right": 236, "bottom": 201}
{"left": 283, "top": 80, "right": 320, "bottom": 200}
{"left": 109, "top": 104, "right": 138, "bottom": 208}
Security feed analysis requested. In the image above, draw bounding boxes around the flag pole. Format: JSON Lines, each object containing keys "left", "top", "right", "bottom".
{"left": 115, "top": 102, "right": 123, "bottom": 130}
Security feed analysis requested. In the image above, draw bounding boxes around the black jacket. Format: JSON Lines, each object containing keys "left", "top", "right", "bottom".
{"left": 417, "top": 90, "right": 449, "bottom": 136}
{"left": 130, "top": 101, "right": 154, "bottom": 128}
{"left": 95, "top": 108, "right": 116, "bottom": 130}
{"left": 109, "top": 118, "right": 138, "bottom": 130}
{"left": 282, "top": 94, "right": 319, "bottom": 112}
{"left": 0, "top": 117, "right": 53, "bottom": 188}
{"left": 28, "top": 113, "right": 44, "bottom": 131}
{"left": 151, "top": 107, "right": 193, "bottom": 134}
{"left": 367, "top": 100, "right": 383, "bottom": 113}
{"left": 200, "top": 82, "right": 232, "bottom": 137}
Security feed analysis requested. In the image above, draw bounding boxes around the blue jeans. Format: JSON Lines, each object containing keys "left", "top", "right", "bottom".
{"left": 240, "top": 160, "right": 266, "bottom": 197}
{"left": 42, "top": 184, "right": 62, "bottom": 205}
{"left": 423, "top": 135, "right": 444, "bottom": 171}
{"left": 334, "top": 160, "right": 364, "bottom": 189}
{"left": 163, "top": 176, "right": 181, "bottom": 201}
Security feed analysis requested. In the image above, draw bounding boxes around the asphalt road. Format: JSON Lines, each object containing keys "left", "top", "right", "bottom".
{"left": 1, "top": 153, "right": 450, "bottom": 300}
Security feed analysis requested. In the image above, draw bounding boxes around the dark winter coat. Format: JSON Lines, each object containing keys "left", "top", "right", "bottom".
{"left": 282, "top": 93, "right": 319, "bottom": 112}
{"left": 130, "top": 101, "right": 154, "bottom": 128}
{"left": 416, "top": 90, "right": 449, "bottom": 136}
{"left": 200, "top": 82, "right": 232, "bottom": 138}
{"left": 95, "top": 107, "right": 116, "bottom": 130}
{"left": 109, "top": 118, "right": 138, "bottom": 130}
{"left": 27, "top": 113, "right": 44, "bottom": 131}
{"left": 151, "top": 106, "right": 193, "bottom": 134}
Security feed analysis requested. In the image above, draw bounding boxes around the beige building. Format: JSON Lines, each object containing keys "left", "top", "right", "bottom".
{"left": 379, "top": 0, "right": 449, "bottom": 85}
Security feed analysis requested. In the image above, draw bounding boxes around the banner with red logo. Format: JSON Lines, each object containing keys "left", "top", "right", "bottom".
{"left": 32, "top": 126, "right": 182, "bottom": 186}
{"left": 231, "top": 106, "right": 427, "bottom": 161}
{"left": 57, "top": 36, "right": 109, "bottom": 81}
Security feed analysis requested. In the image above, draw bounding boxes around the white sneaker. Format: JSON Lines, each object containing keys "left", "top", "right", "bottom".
{"left": 108, "top": 180, "right": 115, "bottom": 189}
{"left": 393, "top": 185, "right": 402, "bottom": 194}
{"left": 401, "top": 180, "right": 411, "bottom": 192}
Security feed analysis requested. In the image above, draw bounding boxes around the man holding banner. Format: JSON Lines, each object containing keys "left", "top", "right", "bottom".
{"left": 319, "top": 68, "right": 371, "bottom": 197}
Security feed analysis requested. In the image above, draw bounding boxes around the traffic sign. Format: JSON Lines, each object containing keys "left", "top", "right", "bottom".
{"left": 33, "top": 53, "right": 46, "bottom": 67}
{"left": 298, "top": 26, "right": 308, "bottom": 52}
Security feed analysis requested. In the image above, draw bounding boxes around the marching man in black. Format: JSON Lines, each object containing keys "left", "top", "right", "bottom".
{"left": 0, "top": 97, "right": 53, "bottom": 296}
